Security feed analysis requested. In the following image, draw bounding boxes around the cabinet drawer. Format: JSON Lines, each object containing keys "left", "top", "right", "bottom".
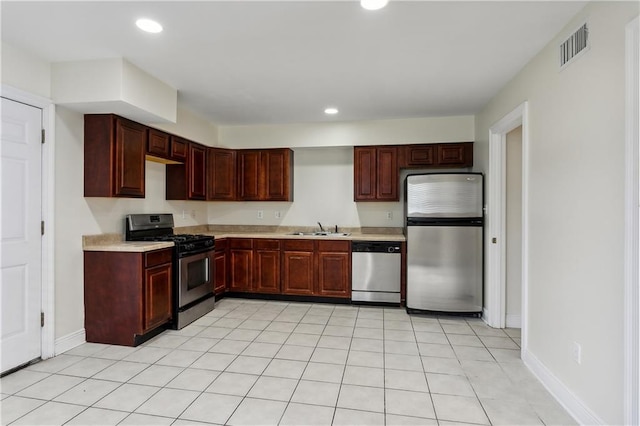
{"left": 145, "top": 248, "right": 173, "bottom": 268}
{"left": 317, "top": 240, "right": 350, "bottom": 252}
{"left": 254, "top": 239, "right": 280, "bottom": 250}
{"left": 283, "top": 239, "right": 315, "bottom": 251}
{"left": 229, "top": 238, "right": 253, "bottom": 249}
{"left": 215, "top": 238, "right": 227, "bottom": 251}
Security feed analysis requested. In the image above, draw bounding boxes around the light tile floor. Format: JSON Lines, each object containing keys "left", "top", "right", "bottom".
{"left": 0, "top": 298, "right": 576, "bottom": 425}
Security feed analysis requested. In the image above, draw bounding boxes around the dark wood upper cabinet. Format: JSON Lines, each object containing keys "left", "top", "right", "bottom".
{"left": 166, "top": 141, "right": 207, "bottom": 200}
{"left": 404, "top": 144, "right": 435, "bottom": 167}
{"left": 237, "top": 149, "right": 293, "bottom": 201}
{"left": 85, "top": 114, "right": 146, "bottom": 198}
{"left": 353, "top": 147, "right": 377, "bottom": 201}
{"left": 237, "top": 150, "right": 262, "bottom": 200}
{"left": 207, "top": 148, "right": 236, "bottom": 201}
{"left": 437, "top": 142, "right": 473, "bottom": 167}
{"left": 376, "top": 147, "right": 399, "bottom": 201}
{"left": 170, "top": 136, "right": 188, "bottom": 162}
{"left": 147, "top": 128, "right": 171, "bottom": 159}
{"left": 262, "top": 149, "right": 293, "bottom": 201}
{"left": 189, "top": 143, "right": 207, "bottom": 200}
{"left": 354, "top": 146, "right": 398, "bottom": 201}
{"left": 401, "top": 142, "right": 473, "bottom": 168}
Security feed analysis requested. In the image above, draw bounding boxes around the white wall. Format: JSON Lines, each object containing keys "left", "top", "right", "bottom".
{"left": 208, "top": 147, "right": 405, "bottom": 228}
{"left": 475, "top": 2, "right": 639, "bottom": 423}
{"left": 1, "top": 41, "right": 51, "bottom": 98}
{"left": 219, "top": 115, "right": 474, "bottom": 149}
{"left": 54, "top": 106, "right": 212, "bottom": 339}
{"left": 505, "top": 126, "right": 522, "bottom": 327}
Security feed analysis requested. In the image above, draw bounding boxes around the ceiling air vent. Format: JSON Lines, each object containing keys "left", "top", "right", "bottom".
{"left": 560, "top": 22, "right": 589, "bottom": 69}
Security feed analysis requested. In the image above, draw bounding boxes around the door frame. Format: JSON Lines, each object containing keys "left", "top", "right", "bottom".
{"left": 485, "top": 102, "right": 529, "bottom": 349}
{"left": 1, "top": 84, "right": 56, "bottom": 361}
{"left": 624, "top": 15, "right": 639, "bottom": 426}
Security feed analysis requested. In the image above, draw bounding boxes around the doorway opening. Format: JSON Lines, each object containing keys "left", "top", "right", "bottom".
{"left": 485, "top": 102, "right": 529, "bottom": 354}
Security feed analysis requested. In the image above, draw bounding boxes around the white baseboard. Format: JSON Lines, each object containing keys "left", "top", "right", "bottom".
{"left": 482, "top": 307, "right": 490, "bottom": 324}
{"left": 506, "top": 313, "right": 521, "bottom": 328}
{"left": 522, "top": 348, "right": 603, "bottom": 425}
{"left": 54, "top": 329, "right": 86, "bottom": 356}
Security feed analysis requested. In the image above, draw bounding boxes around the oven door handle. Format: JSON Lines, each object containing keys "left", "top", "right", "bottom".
{"left": 205, "top": 256, "right": 210, "bottom": 283}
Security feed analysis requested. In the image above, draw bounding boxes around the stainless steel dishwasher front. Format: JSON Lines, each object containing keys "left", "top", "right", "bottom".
{"left": 351, "top": 241, "right": 401, "bottom": 304}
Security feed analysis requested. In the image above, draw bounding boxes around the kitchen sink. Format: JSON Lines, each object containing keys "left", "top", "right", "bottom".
{"left": 288, "top": 231, "right": 351, "bottom": 237}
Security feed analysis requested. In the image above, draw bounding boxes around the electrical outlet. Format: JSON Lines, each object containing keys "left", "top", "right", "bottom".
{"left": 572, "top": 341, "right": 582, "bottom": 364}
{"left": 257, "top": 210, "right": 264, "bottom": 219}
{"left": 274, "top": 211, "right": 282, "bottom": 219}
{"left": 182, "top": 210, "right": 186, "bottom": 219}
{"left": 386, "top": 211, "right": 393, "bottom": 220}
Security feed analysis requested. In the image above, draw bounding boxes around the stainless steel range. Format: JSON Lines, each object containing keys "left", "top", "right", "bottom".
{"left": 125, "top": 214, "right": 215, "bottom": 329}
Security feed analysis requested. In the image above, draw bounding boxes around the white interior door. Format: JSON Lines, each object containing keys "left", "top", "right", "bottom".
{"left": 1, "top": 97, "right": 42, "bottom": 373}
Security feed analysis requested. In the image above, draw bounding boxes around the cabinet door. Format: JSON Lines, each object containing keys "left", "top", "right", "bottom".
{"left": 317, "top": 252, "right": 351, "bottom": 298}
{"left": 189, "top": 143, "right": 207, "bottom": 200}
{"left": 316, "top": 241, "right": 351, "bottom": 298}
{"left": 282, "top": 251, "right": 315, "bottom": 295}
{"left": 229, "top": 248, "right": 253, "bottom": 292}
{"left": 237, "top": 150, "right": 262, "bottom": 200}
{"left": 262, "top": 149, "right": 292, "bottom": 201}
{"left": 354, "top": 147, "right": 377, "bottom": 201}
{"left": 254, "top": 249, "right": 281, "bottom": 293}
{"left": 376, "top": 146, "right": 398, "bottom": 201}
{"left": 214, "top": 250, "right": 227, "bottom": 295}
{"left": 405, "top": 145, "right": 435, "bottom": 167}
{"left": 147, "top": 128, "right": 170, "bottom": 158}
{"left": 143, "top": 263, "right": 172, "bottom": 332}
{"left": 436, "top": 142, "right": 473, "bottom": 167}
{"left": 208, "top": 148, "right": 237, "bottom": 200}
{"left": 170, "top": 137, "right": 188, "bottom": 162}
{"left": 114, "top": 117, "right": 146, "bottom": 197}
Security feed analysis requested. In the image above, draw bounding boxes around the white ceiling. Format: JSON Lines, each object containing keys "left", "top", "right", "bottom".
{"left": 2, "top": 1, "right": 586, "bottom": 126}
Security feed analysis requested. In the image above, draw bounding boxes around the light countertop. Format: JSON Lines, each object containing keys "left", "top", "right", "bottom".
{"left": 83, "top": 227, "right": 405, "bottom": 252}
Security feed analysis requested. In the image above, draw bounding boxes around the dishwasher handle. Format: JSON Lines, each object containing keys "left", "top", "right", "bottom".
{"left": 351, "top": 241, "right": 401, "bottom": 253}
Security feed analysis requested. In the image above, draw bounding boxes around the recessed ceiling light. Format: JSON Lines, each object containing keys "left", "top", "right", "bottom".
{"left": 360, "top": 0, "right": 389, "bottom": 11}
{"left": 136, "top": 18, "right": 163, "bottom": 33}
{"left": 324, "top": 107, "right": 339, "bottom": 115}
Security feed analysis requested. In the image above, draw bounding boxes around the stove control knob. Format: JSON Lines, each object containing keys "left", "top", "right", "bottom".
{"left": 206, "top": 240, "right": 214, "bottom": 247}
{"left": 185, "top": 243, "right": 194, "bottom": 251}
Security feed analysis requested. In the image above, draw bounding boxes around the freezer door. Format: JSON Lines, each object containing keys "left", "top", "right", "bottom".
{"left": 406, "top": 174, "right": 483, "bottom": 218}
{"left": 406, "top": 225, "right": 483, "bottom": 313}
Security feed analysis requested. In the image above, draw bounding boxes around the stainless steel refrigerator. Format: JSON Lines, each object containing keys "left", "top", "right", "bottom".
{"left": 405, "top": 173, "right": 483, "bottom": 314}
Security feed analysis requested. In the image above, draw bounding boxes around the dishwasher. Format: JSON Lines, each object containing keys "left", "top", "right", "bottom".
{"left": 351, "top": 241, "right": 402, "bottom": 304}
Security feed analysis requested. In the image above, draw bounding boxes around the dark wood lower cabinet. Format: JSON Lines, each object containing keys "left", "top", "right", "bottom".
{"left": 254, "top": 240, "right": 281, "bottom": 293}
{"left": 144, "top": 263, "right": 173, "bottom": 331}
{"left": 84, "top": 248, "right": 172, "bottom": 346}
{"left": 225, "top": 238, "right": 351, "bottom": 299}
{"left": 316, "top": 241, "right": 351, "bottom": 298}
{"left": 229, "top": 239, "right": 253, "bottom": 292}
{"left": 214, "top": 239, "right": 228, "bottom": 295}
{"left": 282, "top": 240, "right": 315, "bottom": 296}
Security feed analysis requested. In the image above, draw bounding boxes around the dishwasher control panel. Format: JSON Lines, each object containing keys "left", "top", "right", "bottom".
{"left": 351, "top": 241, "right": 401, "bottom": 253}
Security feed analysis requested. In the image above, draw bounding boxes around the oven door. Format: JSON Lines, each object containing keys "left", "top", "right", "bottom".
{"left": 178, "top": 250, "right": 214, "bottom": 308}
